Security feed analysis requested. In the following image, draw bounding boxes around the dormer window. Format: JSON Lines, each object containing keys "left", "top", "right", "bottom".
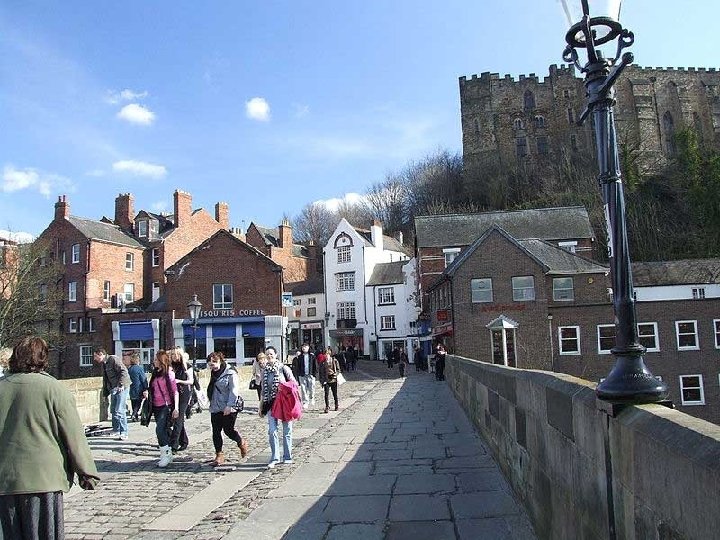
{"left": 137, "top": 220, "right": 148, "bottom": 238}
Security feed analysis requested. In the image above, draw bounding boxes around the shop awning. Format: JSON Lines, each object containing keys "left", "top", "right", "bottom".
{"left": 119, "top": 321, "right": 154, "bottom": 340}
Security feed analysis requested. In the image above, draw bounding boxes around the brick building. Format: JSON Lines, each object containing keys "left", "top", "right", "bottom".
{"left": 427, "top": 226, "right": 720, "bottom": 424}
{"left": 245, "top": 220, "right": 319, "bottom": 282}
{"left": 460, "top": 64, "right": 720, "bottom": 176}
{"left": 35, "top": 190, "right": 230, "bottom": 378}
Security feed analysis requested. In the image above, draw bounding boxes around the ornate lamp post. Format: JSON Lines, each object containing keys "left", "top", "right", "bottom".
{"left": 187, "top": 294, "right": 202, "bottom": 370}
{"left": 560, "top": 0, "right": 667, "bottom": 403}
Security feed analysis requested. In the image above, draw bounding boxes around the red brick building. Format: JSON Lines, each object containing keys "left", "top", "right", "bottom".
{"left": 428, "top": 226, "right": 720, "bottom": 425}
{"left": 245, "top": 220, "right": 319, "bottom": 282}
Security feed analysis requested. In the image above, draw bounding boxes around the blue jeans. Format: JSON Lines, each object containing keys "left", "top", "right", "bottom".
{"left": 110, "top": 387, "right": 129, "bottom": 436}
{"left": 153, "top": 405, "right": 172, "bottom": 447}
{"left": 267, "top": 413, "right": 292, "bottom": 462}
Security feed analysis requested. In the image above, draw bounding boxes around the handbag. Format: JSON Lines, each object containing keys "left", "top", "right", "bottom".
{"left": 139, "top": 398, "right": 152, "bottom": 426}
{"left": 249, "top": 379, "right": 258, "bottom": 390}
{"left": 231, "top": 395, "right": 244, "bottom": 413}
{"left": 336, "top": 372, "right": 346, "bottom": 386}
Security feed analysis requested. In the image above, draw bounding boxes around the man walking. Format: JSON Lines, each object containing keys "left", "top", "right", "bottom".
{"left": 413, "top": 345, "right": 427, "bottom": 372}
{"left": 292, "top": 343, "right": 317, "bottom": 410}
{"left": 94, "top": 347, "right": 131, "bottom": 440}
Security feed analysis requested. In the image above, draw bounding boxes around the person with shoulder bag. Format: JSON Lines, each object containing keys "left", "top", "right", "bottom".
{"left": 260, "top": 346, "right": 297, "bottom": 469}
{"left": 206, "top": 352, "right": 248, "bottom": 467}
{"left": 318, "top": 346, "right": 342, "bottom": 413}
{"left": 169, "top": 347, "right": 193, "bottom": 452}
{"left": 250, "top": 351, "right": 267, "bottom": 402}
{"left": 143, "top": 350, "right": 179, "bottom": 468}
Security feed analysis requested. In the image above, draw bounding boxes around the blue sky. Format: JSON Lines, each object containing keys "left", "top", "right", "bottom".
{"left": 1, "top": 1, "right": 718, "bottom": 240}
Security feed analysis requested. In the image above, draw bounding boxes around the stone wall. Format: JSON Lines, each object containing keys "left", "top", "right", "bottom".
{"left": 446, "top": 355, "right": 720, "bottom": 540}
{"left": 61, "top": 366, "right": 254, "bottom": 424}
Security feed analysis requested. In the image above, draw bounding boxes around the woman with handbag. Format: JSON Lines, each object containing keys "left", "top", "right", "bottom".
{"left": 206, "top": 352, "right": 248, "bottom": 467}
{"left": 169, "top": 348, "right": 192, "bottom": 453}
{"left": 250, "top": 351, "right": 266, "bottom": 401}
{"left": 318, "top": 346, "right": 341, "bottom": 413}
{"left": 128, "top": 352, "right": 147, "bottom": 422}
{"left": 259, "top": 346, "right": 296, "bottom": 469}
{"left": 143, "top": 350, "right": 179, "bottom": 468}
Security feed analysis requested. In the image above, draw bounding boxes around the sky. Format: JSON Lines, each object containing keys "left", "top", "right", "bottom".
{"left": 1, "top": 1, "right": 719, "bottom": 241}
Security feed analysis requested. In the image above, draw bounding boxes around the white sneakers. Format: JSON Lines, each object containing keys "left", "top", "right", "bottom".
{"left": 281, "top": 459, "right": 293, "bottom": 465}
{"left": 118, "top": 433, "right": 128, "bottom": 441}
{"left": 158, "top": 445, "right": 173, "bottom": 468}
{"left": 267, "top": 460, "right": 279, "bottom": 469}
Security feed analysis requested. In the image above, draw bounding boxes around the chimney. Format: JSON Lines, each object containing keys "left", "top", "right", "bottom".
{"left": 370, "top": 219, "right": 384, "bottom": 251}
{"left": 278, "top": 218, "right": 293, "bottom": 249}
{"left": 114, "top": 193, "right": 134, "bottom": 231}
{"left": 307, "top": 240, "right": 318, "bottom": 276}
{"left": 397, "top": 231, "right": 404, "bottom": 245}
{"left": 54, "top": 195, "right": 70, "bottom": 221}
{"left": 174, "top": 190, "right": 192, "bottom": 229}
{"left": 215, "top": 202, "right": 229, "bottom": 230}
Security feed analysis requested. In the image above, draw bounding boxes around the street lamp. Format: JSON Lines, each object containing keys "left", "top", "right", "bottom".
{"left": 560, "top": 0, "right": 667, "bottom": 404}
{"left": 187, "top": 294, "right": 202, "bottom": 370}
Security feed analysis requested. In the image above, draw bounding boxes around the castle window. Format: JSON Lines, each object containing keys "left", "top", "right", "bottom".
{"left": 534, "top": 115, "right": 545, "bottom": 128}
{"left": 663, "top": 111, "right": 676, "bottom": 155}
{"left": 513, "top": 118, "right": 525, "bottom": 130}
{"left": 567, "top": 108, "right": 575, "bottom": 124}
{"left": 474, "top": 119, "right": 481, "bottom": 133}
{"left": 537, "top": 136, "right": 549, "bottom": 155}
{"left": 570, "top": 134, "right": 578, "bottom": 150}
{"left": 516, "top": 137, "right": 528, "bottom": 157}
{"left": 563, "top": 89, "right": 570, "bottom": 98}
{"left": 523, "top": 89, "right": 535, "bottom": 111}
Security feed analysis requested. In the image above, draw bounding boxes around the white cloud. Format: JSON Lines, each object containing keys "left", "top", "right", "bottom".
{"left": 2, "top": 165, "right": 73, "bottom": 197}
{"left": 245, "top": 97, "right": 270, "bottom": 121}
{"left": 105, "top": 88, "right": 148, "bottom": 104}
{"left": 0, "top": 229, "right": 34, "bottom": 243}
{"left": 317, "top": 192, "right": 366, "bottom": 211}
{"left": 112, "top": 160, "right": 167, "bottom": 179}
{"left": 117, "top": 103, "right": 156, "bottom": 125}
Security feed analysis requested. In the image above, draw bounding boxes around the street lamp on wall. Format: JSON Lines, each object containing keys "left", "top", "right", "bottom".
{"left": 187, "top": 294, "right": 202, "bottom": 370}
{"left": 560, "top": 0, "right": 667, "bottom": 404}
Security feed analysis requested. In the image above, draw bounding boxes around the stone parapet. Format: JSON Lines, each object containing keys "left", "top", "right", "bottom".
{"left": 446, "top": 355, "right": 720, "bottom": 540}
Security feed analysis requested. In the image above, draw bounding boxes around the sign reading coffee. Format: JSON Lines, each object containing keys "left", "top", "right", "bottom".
{"left": 200, "top": 309, "right": 265, "bottom": 318}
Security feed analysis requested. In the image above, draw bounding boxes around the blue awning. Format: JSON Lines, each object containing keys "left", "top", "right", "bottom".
{"left": 119, "top": 321, "right": 154, "bottom": 341}
{"left": 242, "top": 322, "right": 264, "bottom": 338}
{"left": 213, "top": 324, "right": 236, "bottom": 338}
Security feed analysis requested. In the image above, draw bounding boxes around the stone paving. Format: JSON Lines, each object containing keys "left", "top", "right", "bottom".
{"left": 64, "top": 361, "right": 537, "bottom": 540}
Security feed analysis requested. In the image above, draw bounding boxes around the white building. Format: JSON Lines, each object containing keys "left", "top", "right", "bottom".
{"left": 323, "top": 218, "right": 412, "bottom": 358}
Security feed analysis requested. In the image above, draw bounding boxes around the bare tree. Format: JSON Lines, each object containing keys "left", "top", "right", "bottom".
{"left": 292, "top": 202, "right": 340, "bottom": 247}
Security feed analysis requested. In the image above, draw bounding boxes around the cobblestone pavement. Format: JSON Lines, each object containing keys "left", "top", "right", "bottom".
{"left": 64, "top": 361, "right": 536, "bottom": 540}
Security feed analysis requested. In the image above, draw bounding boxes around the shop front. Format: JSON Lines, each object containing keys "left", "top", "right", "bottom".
{"left": 112, "top": 319, "right": 160, "bottom": 369}
{"left": 173, "top": 316, "right": 266, "bottom": 366}
{"left": 329, "top": 328, "right": 364, "bottom": 356}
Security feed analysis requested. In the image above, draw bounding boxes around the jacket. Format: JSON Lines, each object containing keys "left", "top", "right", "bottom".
{"left": 270, "top": 380, "right": 303, "bottom": 422}
{"left": 318, "top": 357, "right": 341, "bottom": 385}
{"left": 208, "top": 365, "right": 240, "bottom": 414}
{"left": 102, "top": 355, "right": 131, "bottom": 395}
{"left": 128, "top": 364, "right": 148, "bottom": 399}
{"left": 0, "top": 372, "right": 100, "bottom": 495}
{"left": 292, "top": 352, "right": 317, "bottom": 377}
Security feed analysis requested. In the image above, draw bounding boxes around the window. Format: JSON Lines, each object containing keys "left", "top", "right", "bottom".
{"left": 567, "top": 108, "right": 575, "bottom": 124}
{"left": 692, "top": 287, "right": 705, "bottom": 300}
{"left": 68, "top": 318, "right": 77, "bottom": 333}
{"left": 88, "top": 317, "right": 96, "bottom": 333}
{"left": 471, "top": 278, "right": 493, "bottom": 303}
{"left": 638, "top": 322, "right": 659, "bottom": 352}
{"left": 152, "top": 248, "right": 160, "bottom": 267}
{"left": 294, "top": 309, "right": 301, "bottom": 318}
{"left": 679, "top": 375, "right": 705, "bottom": 405}
{"left": 39, "top": 284, "right": 48, "bottom": 301}
{"left": 380, "top": 315, "right": 396, "bottom": 330}
{"left": 676, "top": 320, "right": 699, "bottom": 350}
{"left": 68, "top": 281, "right": 77, "bottom": 302}
{"left": 553, "top": 277, "right": 574, "bottom": 301}
{"left": 152, "top": 282, "right": 160, "bottom": 302}
{"left": 307, "top": 307, "right": 317, "bottom": 317}
{"left": 61, "top": 251, "right": 66, "bottom": 265}
{"left": 336, "top": 272, "right": 355, "bottom": 291}
{"left": 378, "top": 287, "right": 395, "bottom": 305}
{"left": 71, "top": 243, "right": 80, "bottom": 264}
{"left": 103, "top": 281, "right": 111, "bottom": 301}
{"left": 563, "top": 89, "right": 570, "bottom": 98}
{"left": 213, "top": 284, "right": 233, "bottom": 309}
{"left": 523, "top": 89, "right": 535, "bottom": 111}
{"left": 337, "top": 245, "right": 351, "bottom": 263}
{"left": 597, "top": 324, "right": 615, "bottom": 354}
{"left": 559, "top": 326, "right": 580, "bottom": 355}
{"left": 537, "top": 135, "right": 549, "bottom": 155}
{"left": 534, "top": 115, "right": 545, "bottom": 128}
{"left": 443, "top": 248, "right": 461, "bottom": 268}
{"left": 512, "top": 276, "right": 535, "bottom": 301}
{"left": 137, "top": 220, "right": 148, "bottom": 237}
{"left": 293, "top": 299, "right": 301, "bottom": 306}
{"left": 78, "top": 317, "right": 84, "bottom": 333}
{"left": 308, "top": 297, "right": 316, "bottom": 305}
{"left": 79, "top": 345, "right": 93, "bottom": 367}
{"left": 714, "top": 320, "right": 720, "bottom": 349}
{"left": 516, "top": 137, "right": 528, "bottom": 157}
{"left": 125, "top": 252, "right": 134, "bottom": 271}
{"left": 558, "top": 241, "right": 577, "bottom": 253}
{"left": 337, "top": 302, "right": 356, "bottom": 320}
{"left": 513, "top": 118, "right": 525, "bottom": 130}
{"left": 123, "top": 283, "right": 135, "bottom": 302}
{"left": 39, "top": 255, "right": 47, "bottom": 267}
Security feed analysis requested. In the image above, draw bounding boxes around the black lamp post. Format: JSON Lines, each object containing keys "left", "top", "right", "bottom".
{"left": 187, "top": 294, "right": 202, "bottom": 370}
{"left": 561, "top": 0, "right": 667, "bottom": 404}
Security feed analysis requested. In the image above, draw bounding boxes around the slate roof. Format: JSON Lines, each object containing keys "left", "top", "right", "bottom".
{"left": 285, "top": 276, "right": 324, "bottom": 296}
{"left": 632, "top": 259, "right": 720, "bottom": 286}
{"left": 414, "top": 206, "right": 594, "bottom": 248}
{"left": 252, "top": 223, "right": 309, "bottom": 257}
{"left": 367, "top": 261, "right": 407, "bottom": 286}
{"left": 353, "top": 228, "right": 412, "bottom": 256}
{"left": 68, "top": 217, "right": 144, "bottom": 248}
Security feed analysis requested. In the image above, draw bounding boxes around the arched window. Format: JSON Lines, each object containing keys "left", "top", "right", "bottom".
{"left": 534, "top": 115, "right": 545, "bottom": 129}
{"left": 663, "top": 111, "right": 676, "bottom": 155}
{"left": 513, "top": 118, "right": 525, "bottom": 130}
{"left": 523, "top": 89, "right": 535, "bottom": 111}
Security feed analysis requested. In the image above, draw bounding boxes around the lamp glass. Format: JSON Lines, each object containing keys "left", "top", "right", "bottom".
{"left": 558, "top": 0, "right": 622, "bottom": 28}
{"left": 187, "top": 294, "right": 202, "bottom": 322}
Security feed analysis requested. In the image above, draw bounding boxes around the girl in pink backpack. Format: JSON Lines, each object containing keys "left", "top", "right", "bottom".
{"left": 259, "top": 346, "right": 297, "bottom": 469}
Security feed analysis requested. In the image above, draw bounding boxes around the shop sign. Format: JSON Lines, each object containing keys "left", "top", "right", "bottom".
{"left": 329, "top": 328, "right": 364, "bottom": 337}
{"left": 436, "top": 309, "right": 449, "bottom": 322}
{"left": 301, "top": 322, "right": 322, "bottom": 330}
{"left": 200, "top": 309, "right": 265, "bottom": 318}
{"left": 480, "top": 304, "right": 526, "bottom": 313}
{"left": 281, "top": 293, "right": 293, "bottom": 307}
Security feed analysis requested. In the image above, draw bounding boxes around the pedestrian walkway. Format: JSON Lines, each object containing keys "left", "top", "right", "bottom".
{"left": 64, "top": 361, "right": 536, "bottom": 540}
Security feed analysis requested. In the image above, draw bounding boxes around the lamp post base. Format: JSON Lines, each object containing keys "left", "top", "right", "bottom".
{"left": 596, "top": 356, "right": 668, "bottom": 404}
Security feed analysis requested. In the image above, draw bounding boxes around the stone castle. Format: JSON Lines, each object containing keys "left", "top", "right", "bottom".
{"left": 460, "top": 64, "right": 720, "bottom": 174}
